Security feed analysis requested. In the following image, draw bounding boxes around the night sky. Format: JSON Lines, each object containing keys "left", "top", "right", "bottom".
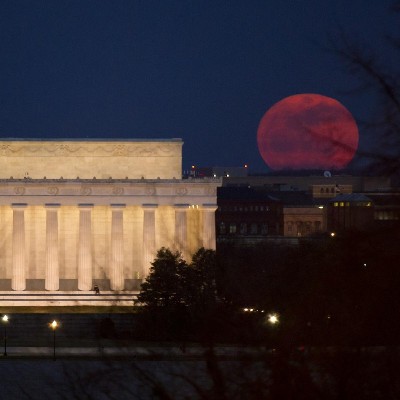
{"left": 0, "top": 1, "right": 397, "bottom": 173}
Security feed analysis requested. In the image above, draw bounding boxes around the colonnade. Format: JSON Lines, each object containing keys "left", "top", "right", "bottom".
{"left": 10, "top": 203, "right": 217, "bottom": 291}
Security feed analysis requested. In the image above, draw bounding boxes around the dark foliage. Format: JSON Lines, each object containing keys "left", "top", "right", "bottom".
{"left": 135, "top": 247, "right": 234, "bottom": 342}
{"left": 217, "top": 223, "right": 400, "bottom": 347}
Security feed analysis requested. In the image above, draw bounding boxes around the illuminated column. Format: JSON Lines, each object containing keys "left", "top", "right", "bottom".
{"left": 12, "top": 204, "right": 27, "bottom": 291}
{"left": 202, "top": 204, "right": 218, "bottom": 250}
{"left": 78, "top": 204, "right": 93, "bottom": 291}
{"left": 174, "top": 204, "right": 189, "bottom": 259}
{"left": 45, "top": 204, "right": 60, "bottom": 291}
{"left": 142, "top": 204, "right": 157, "bottom": 278}
{"left": 110, "top": 204, "right": 125, "bottom": 291}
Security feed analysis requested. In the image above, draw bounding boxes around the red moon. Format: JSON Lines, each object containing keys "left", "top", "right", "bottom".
{"left": 257, "top": 94, "right": 359, "bottom": 170}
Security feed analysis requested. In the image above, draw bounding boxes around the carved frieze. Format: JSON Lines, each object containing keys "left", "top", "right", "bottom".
{"left": 112, "top": 187, "right": 124, "bottom": 195}
{"left": 175, "top": 187, "right": 188, "bottom": 195}
{"left": 0, "top": 141, "right": 182, "bottom": 157}
{"left": 0, "top": 178, "right": 222, "bottom": 206}
{"left": 80, "top": 186, "right": 92, "bottom": 195}
{"left": 0, "top": 144, "right": 13, "bottom": 155}
{"left": 145, "top": 187, "right": 156, "bottom": 196}
{"left": 14, "top": 186, "right": 25, "bottom": 195}
{"left": 205, "top": 187, "right": 217, "bottom": 195}
{"left": 47, "top": 187, "right": 59, "bottom": 195}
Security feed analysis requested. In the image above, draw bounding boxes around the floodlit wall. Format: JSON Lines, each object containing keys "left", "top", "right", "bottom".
{"left": 0, "top": 139, "right": 183, "bottom": 179}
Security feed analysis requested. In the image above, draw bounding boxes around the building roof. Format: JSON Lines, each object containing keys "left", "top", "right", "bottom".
{"left": 0, "top": 138, "right": 183, "bottom": 143}
{"left": 217, "top": 187, "right": 280, "bottom": 202}
{"left": 217, "top": 187, "right": 330, "bottom": 207}
{"left": 329, "top": 193, "right": 372, "bottom": 203}
{"left": 366, "top": 193, "right": 400, "bottom": 206}
{"left": 271, "top": 191, "right": 328, "bottom": 207}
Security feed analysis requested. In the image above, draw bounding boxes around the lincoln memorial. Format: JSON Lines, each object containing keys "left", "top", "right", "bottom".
{"left": 0, "top": 139, "right": 220, "bottom": 306}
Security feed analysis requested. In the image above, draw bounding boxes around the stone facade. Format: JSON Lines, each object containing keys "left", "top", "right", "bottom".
{"left": 0, "top": 139, "right": 182, "bottom": 179}
{"left": 283, "top": 206, "right": 326, "bottom": 237}
{"left": 0, "top": 139, "right": 220, "bottom": 306}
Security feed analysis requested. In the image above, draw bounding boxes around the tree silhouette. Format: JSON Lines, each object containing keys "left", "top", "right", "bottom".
{"left": 136, "top": 247, "right": 187, "bottom": 310}
{"left": 330, "top": 2, "right": 400, "bottom": 178}
{"left": 135, "top": 247, "right": 223, "bottom": 341}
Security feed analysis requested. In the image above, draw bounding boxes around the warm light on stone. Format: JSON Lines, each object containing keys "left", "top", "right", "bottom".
{"left": 0, "top": 139, "right": 221, "bottom": 306}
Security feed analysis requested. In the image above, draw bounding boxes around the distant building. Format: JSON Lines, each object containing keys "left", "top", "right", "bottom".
{"left": 216, "top": 174, "right": 399, "bottom": 242}
{"left": 368, "top": 192, "right": 400, "bottom": 225}
{"left": 327, "top": 194, "right": 375, "bottom": 232}
{"left": 216, "top": 187, "right": 283, "bottom": 245}
{"left": 222, "top": 174, "right": 392, "bottom": 192}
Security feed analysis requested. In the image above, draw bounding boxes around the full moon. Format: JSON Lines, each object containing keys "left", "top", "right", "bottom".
{"left": 257, "top": 94, "right": 359, "bottom": 170}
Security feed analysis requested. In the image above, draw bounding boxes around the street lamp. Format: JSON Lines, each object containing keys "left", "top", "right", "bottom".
{"left": 2, "top": 315, "right": 8, "bottom": 356}
{"left": 50, "top": 320, "right": 58, "bottom": 361}
{"left": 267, "top": 313, "right": 279, "bottom": 325}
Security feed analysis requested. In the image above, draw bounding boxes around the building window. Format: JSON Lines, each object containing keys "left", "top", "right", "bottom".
{"left": 288, "top": 223, "right": 293, "bottom": 233}
{"left": 261, "top": 223, "right": 268, "bottom": 235}
{"left": 229, "top": 223, "right": 237, "bottom": 234}
{"left": 239, "top": 223, "right": 247, "bottom": 234}
{"left": 250, "top": 223, "right": 258, "bottom": 234}
{"left": 219, "top": 222, "right": 226, "bottom": 234}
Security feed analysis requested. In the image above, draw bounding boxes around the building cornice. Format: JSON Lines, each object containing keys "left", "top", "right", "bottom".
{"left": 0, "top": 178, "right": 222, "bottom": 206}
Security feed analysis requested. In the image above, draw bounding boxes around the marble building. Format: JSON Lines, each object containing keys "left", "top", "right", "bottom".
{"left": 0, "top": 139, "right": 220, "bottom": 306}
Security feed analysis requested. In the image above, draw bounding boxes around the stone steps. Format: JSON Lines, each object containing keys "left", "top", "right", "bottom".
{"left": 0, "top": 291, "right": 139, "bottom": 306}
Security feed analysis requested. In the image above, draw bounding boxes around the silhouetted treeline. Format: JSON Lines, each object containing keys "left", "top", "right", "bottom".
{"left": 217, "top": 224, "right": 400, "bottom": 347}
{"left": 134, "top": 223, "right": 400, "bottom": 347}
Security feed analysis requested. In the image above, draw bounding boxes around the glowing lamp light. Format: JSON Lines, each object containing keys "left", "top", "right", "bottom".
{"left": 268, "top": 313, "right": 279, "bottom": 325}
{"left": 50, "top": 320, "right": 59, "bottom": 361}
{"left": 2, "top": 315, "right": 8, "bottom": 356}
{"left": 330, "top": 232, "right": 336, "bottom": 237}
